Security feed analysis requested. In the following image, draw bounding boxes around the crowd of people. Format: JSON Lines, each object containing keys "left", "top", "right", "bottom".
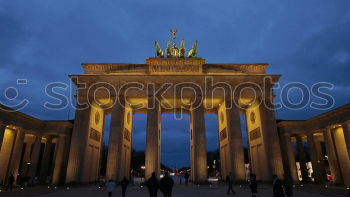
{"left": 106, "top": 171, "right": 175, "bottom": 197}
{"left": 105, "top": 172, "right": 295, "bottom": 197}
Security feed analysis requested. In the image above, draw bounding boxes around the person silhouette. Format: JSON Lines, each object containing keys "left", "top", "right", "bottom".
{"left": 147, "top": 172, "right": 159, "bottom": 197}
{"left": 272, "top": 175, "right": 285, "bottom": 197}
{"left": 283, "top": 174, "right": 293, "bottom": 197}
{"left": 106, "top": 179, "right": 116, "bottom": 197}
{"left": 184, "top": 172, "right": 189, "bottom": 185}
{"left": 121, "top": 176, "right": 129, "bottom": 197}
{"left": 226, "top": 172, "right": 236, "bottom": 195}
{"left": 7, "top": 174, "right": 15, "bottom": 191}
{"left": 250, "top": 173, "right": 258, "bottom": 197}
{"left": 159, "top": 172, "right": 174, "bottom": 197}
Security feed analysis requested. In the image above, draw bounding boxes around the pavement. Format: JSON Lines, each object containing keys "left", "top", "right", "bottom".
{"left": 0, "top": 183, "right": 349, "bottom": 197}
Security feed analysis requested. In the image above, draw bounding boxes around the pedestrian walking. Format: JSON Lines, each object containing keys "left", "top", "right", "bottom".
{"left": 147, "top": 172, "right": 159, "bottom": 197}
{"left": 283, "top": 174, "right": 293, "bottom": 197}
{"left": 7, "top": 174, "right": 15, "bottom": 191}
{"left": 106, "top": 179, "right": 116, "bottom": 197}
{"left": 159, "top": 172, "right": 174, "bottom": 197}
{"left": 272, "top": 175, "right": 285, "bottom": 197}
{"left": 184, "top": 172, "right": 189, "bottom": 185}
{"left": 121, "top": 176, "right": 129, "bottom": 197}
{"left": 250, "top": 173, "right": 258, "bottom": 197}
{"left": 226, "top": 172, "right": 236, "bottom": 195}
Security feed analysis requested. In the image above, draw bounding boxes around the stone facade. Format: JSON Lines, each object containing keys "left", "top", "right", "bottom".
{"left": 66, "top": 57, "right": 283, "bottom": 183}
{"left": 3, "top": 57, "right": 349, "bottom": 186}
{"left": 277, "top": 104, "right": 350, "bottom": 185}
{"left": 0, "top": 104, "right": 73, "bottom": 185}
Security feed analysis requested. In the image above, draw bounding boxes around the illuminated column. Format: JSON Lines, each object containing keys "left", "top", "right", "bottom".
{"left": 0, "top": 128, "right": 15, "bottom": 182}
{"left": 313, "top": 135, "right": 327, "bottom": 181}
{"left": 21, "top": 137, "right": 34, "bottom": 176}
{"left": 342, "top": 120, "right": 350, "bottom": 159}
{"left": 106, "top": 97, "right": 125, "bottom": 181}
{"left": 333, "top": 127, "right": 350, "bottom": 185}
{"left": 39, "top": 136, "right": 53, "bottom": 183}
{"left": 7, "top": 128, "right": 25, "bottom": 181}
{"left": 66, "top": 104, "right": 91, "bottom": 183}
{"left": 323, "top": 127, "right": 342, "bottom": 184}
{"left": 284, "top": 134, "right": 298, "bottom": 182}
{"left": 307, "top": 134, "right": 324, "bottom": 184}
{"left": 122, "top": 106, "right": 133, "bottom": 179}
{"left": 225, "top": 99, "right": 245, "bottom": 181}
{"left": 0, "top": 123, "right": 6, "bottom": 152}
{"left": 29, "top": 135, "right": 42, "bottom": 181}
{"left": 190, "top": 99, "right": 207, "bottom": 183}
{"left": 52, "top": 135, "right": 66, "bottom": 184}
{"left": 145, "top": 96, "right": 161, "bottom": 179}
{"left": 259, "top": 100, "right": 284, "bottom": 178}
{"left": 296, "top": 136, "right": 309, "bottom": 182}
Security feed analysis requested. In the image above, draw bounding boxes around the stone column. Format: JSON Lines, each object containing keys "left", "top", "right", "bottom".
{"left": 106, "top": 97, "right": 125, "bottom": 181}
{"left": 190, "top": 100, "right": 208, "bottom": 183}
{"left": 39, "top": 136, "right": 53, "bottom": 183}
{"left": 313, "top": 135, "right": 327, "bottom": 181}
{"left": 333, "top": 127, "right": 350, "bottom": 185}
{"left": 145, "top": 96, "right": 161, "bottom": 179}
{"left": 0, "top": 123, "right": 6, "bottom": 152}
{"left": 225, "top": 99, "right": 245, "bottom": 181}
{"left": 29, "top": 135, "right": 42, "bottom": 181}
{"left": 285, "top": 134, "right": 298, "bottom": 182}
{"left": 21, "top": 138, "right": 33, "bottom": 176}
{"left": 296, "top": 136, "right": 309, "bottom": 182}
{"left": 342, "top": 120, "right": 350, "bottom": 159}
{"left": 66, "top": 104, "right": 91, "bottom": 183}
{"left": 323, "top": 127, "right": 342, "bottom": 184}
{"left": 52, "top": 135, "right": 66, "bottom": 184}
{"left": 259, "top": 100, "right": 284, "bottom": 178}
{"left": 307, "top": 134, "right": 324, "bottom": 184}
{"left": 7, "top": 128, "right": 25, "bottom": 182}
{"left": 0, "top": 128, "right": 15, "bottom": 182}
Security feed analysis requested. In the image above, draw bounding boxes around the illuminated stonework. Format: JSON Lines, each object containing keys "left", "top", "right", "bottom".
{"left": 66, "top": 56, "right": 284, "bottom": 184}
{"left": 0, "top": 51, "right": 348, "bottom": 187}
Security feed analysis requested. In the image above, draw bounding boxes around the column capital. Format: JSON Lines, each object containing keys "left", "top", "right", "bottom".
{"left": 325, "top": 126, "right": 333, "bottom": 132}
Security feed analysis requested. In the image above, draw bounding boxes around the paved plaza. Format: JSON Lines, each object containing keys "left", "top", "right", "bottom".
{"left": 0, "top": 184, "right": 348, "bottom": 197}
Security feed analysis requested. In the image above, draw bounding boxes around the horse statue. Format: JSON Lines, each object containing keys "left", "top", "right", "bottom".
{"left": 154, "top": 41, "right": 164, "bottom": 58}
{"left": 179, "top": 39, "right": 186, "bottom": 58}
{"left": 188, "top": 40, "right": 198, "bottom": 58}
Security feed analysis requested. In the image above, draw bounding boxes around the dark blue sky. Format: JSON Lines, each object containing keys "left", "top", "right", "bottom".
{"left": 1, "top": 0, "right": 350, "bottom": 168}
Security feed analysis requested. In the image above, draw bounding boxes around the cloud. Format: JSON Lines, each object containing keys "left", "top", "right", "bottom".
{"left": 1, "top": 0, "right": 350, "bottom": 167}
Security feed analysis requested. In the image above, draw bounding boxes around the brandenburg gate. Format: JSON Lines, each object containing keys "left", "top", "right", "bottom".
{"left": 65, "top": 32, "right": 284, "bottom": 184}
{"left": 1, "top": 32, "right": 349, "bottom": 186}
